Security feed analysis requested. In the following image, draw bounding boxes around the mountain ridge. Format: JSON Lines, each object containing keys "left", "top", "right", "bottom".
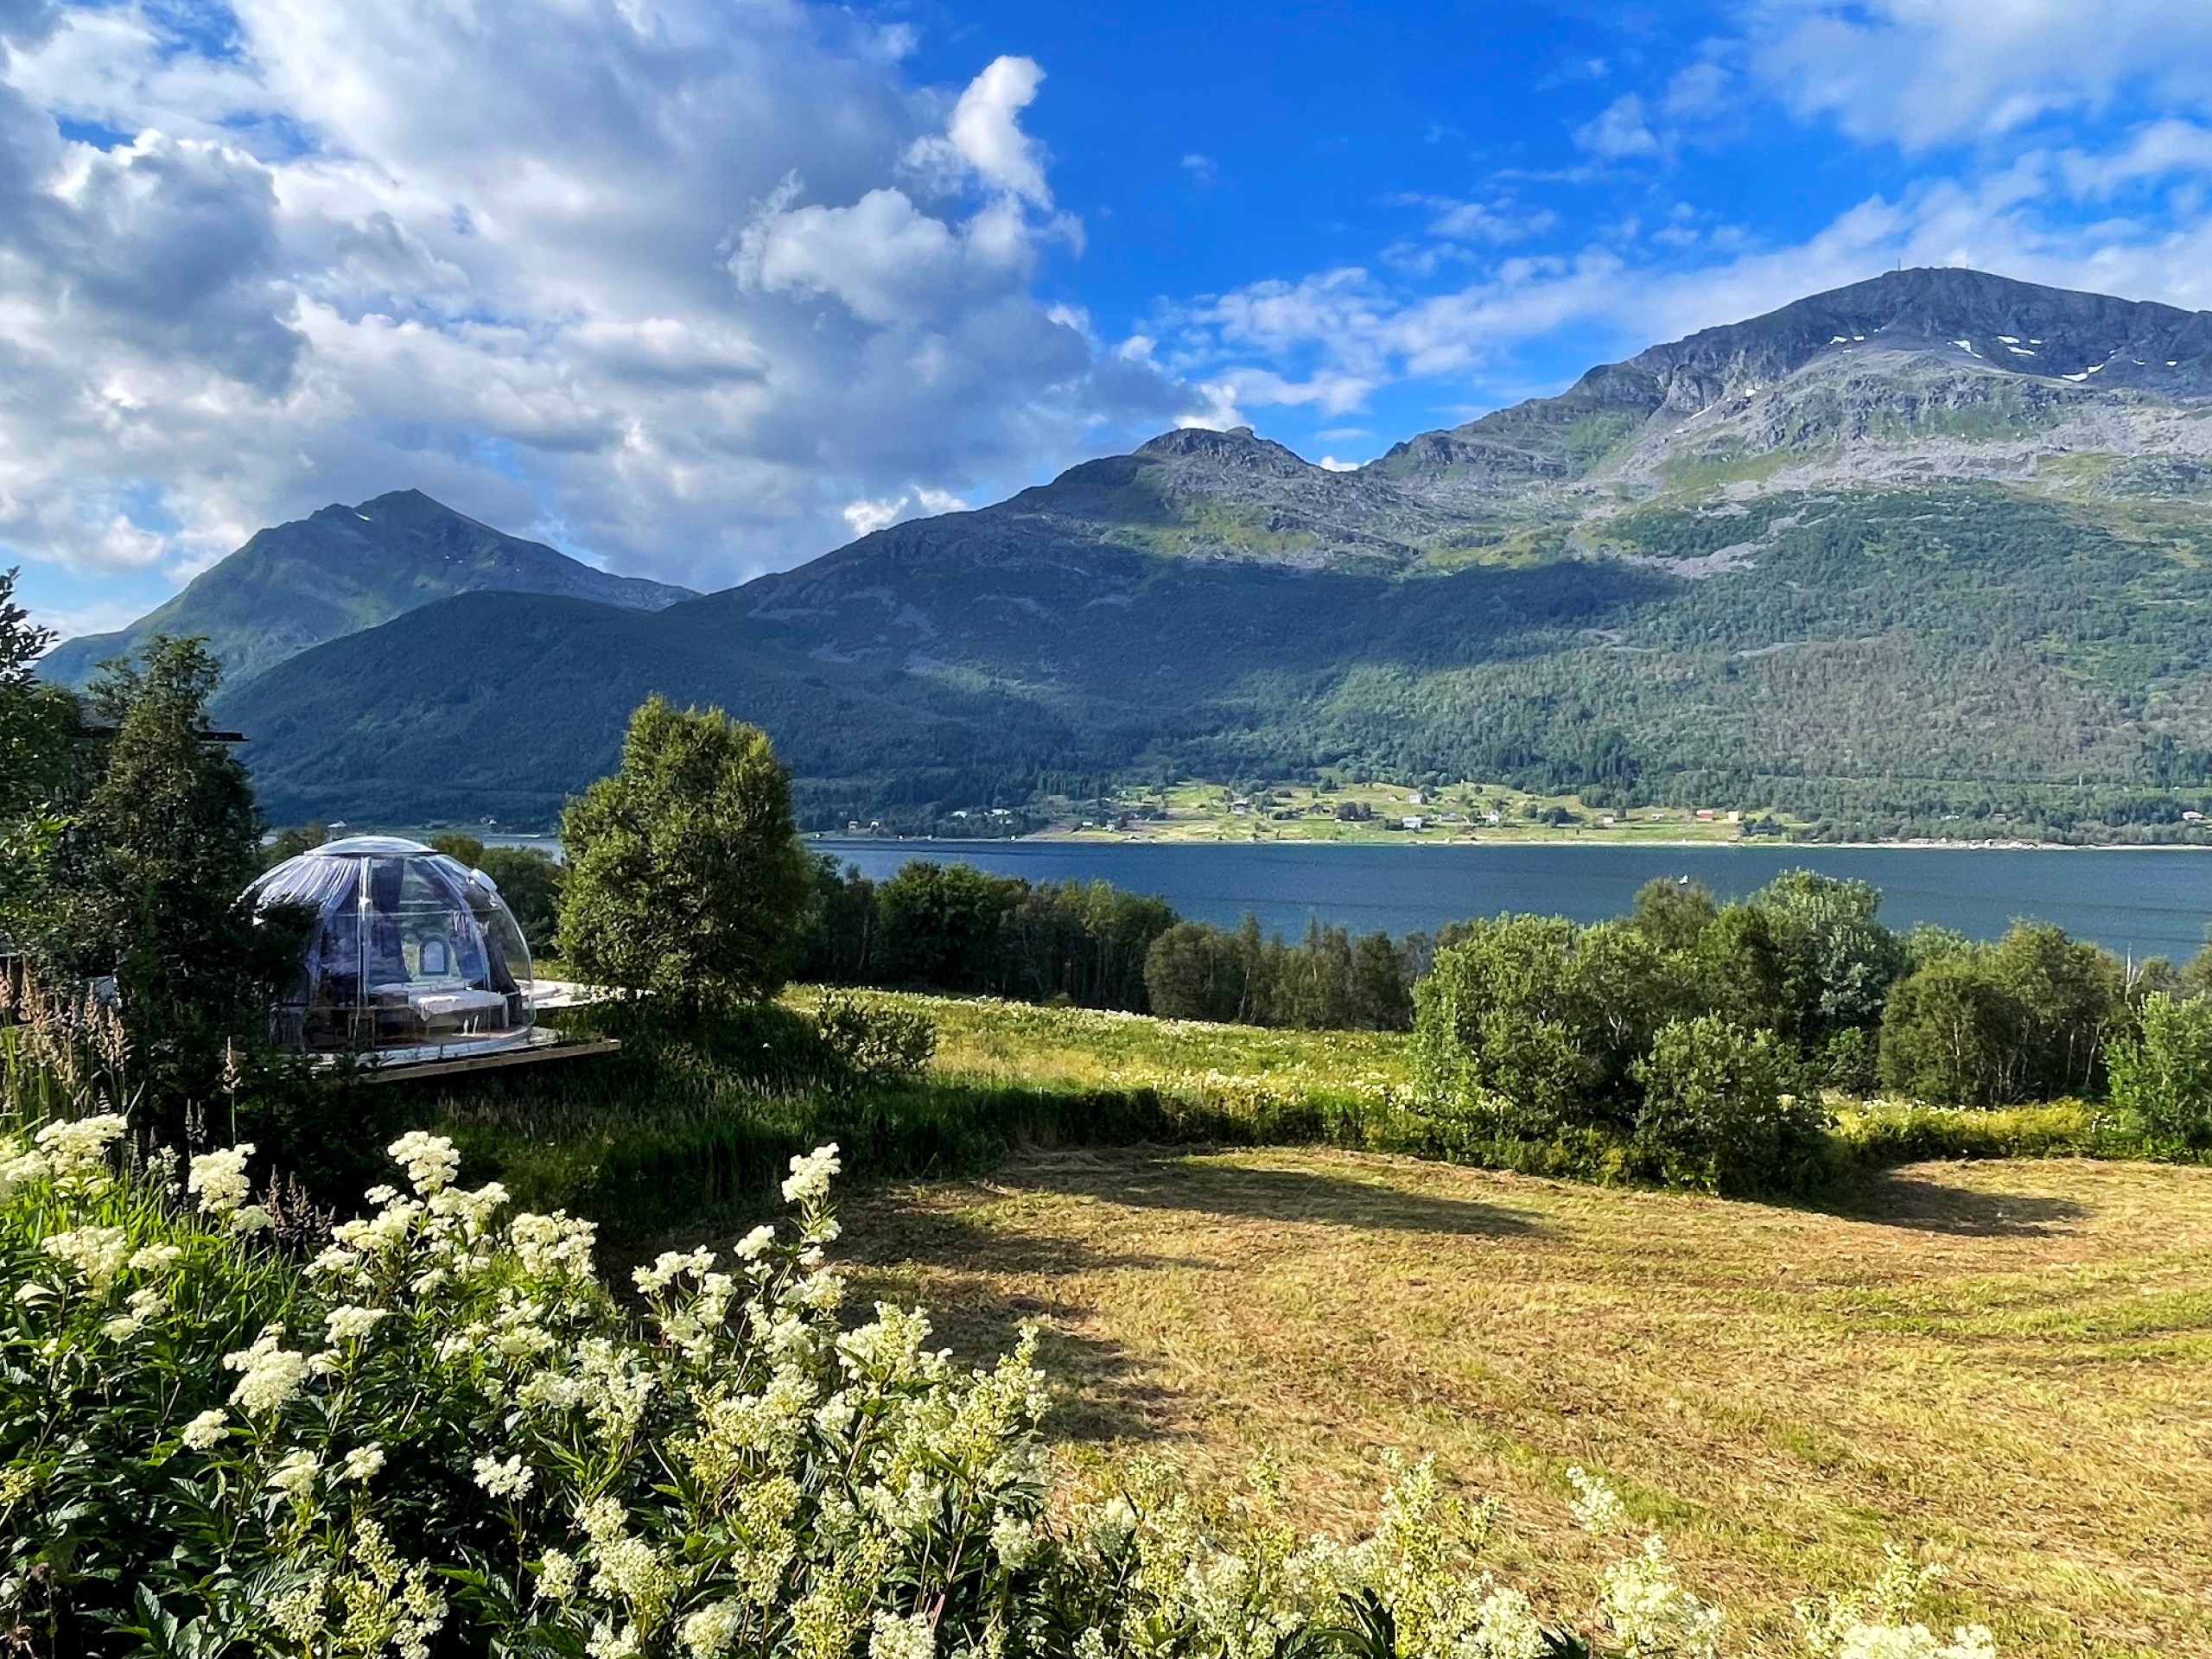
{"left": 164, "top": 266, "right": 2212, "bottom": 840}
{"left": 38, "top": 488, "right": 696, "bottom": 690}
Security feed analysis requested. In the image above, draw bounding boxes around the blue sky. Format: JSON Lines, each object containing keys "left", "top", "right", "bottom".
{"left": 9, "top": 0, "right": 2212, "bottom": 635}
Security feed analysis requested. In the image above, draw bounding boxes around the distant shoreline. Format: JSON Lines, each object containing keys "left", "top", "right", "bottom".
{"left": 804, "top": 832, "right": 2212, "bottom": 853}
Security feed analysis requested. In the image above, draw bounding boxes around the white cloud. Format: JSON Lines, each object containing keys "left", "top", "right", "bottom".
{"left": 906, "top": 54, "right": 1053, "bottom": 207}
{"left": 1180, "top": 153, "right": 1217, "bottom": 188}
{"left": 1573, "top": 93, "right": 1660, "bottom": 160}
{"left": 0, "top": 7, "right": 1200, "bottom": 598}
{"left": 842, "top": 486, "right": 968, "bottom": 537}
{"left": 1749, "top": 0, "right": 2212, "bottom": 150}
{"left": 1155, "top": 124, "right": 2212, "bottom": 423}
{"left": 1315, "top": 455, "right": 1359, "bottom": 472}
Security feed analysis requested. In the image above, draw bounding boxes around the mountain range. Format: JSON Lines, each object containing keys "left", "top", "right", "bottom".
{"left": 38, "top": 489, "right": 693, "bottom": 690}
{"left": 44, "top": 266, "right": 2212, "bottom": 842}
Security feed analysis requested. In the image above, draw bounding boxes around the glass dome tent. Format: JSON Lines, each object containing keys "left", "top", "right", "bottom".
{"left": 246, "top": 836, "right": 537, "bottom": 1063}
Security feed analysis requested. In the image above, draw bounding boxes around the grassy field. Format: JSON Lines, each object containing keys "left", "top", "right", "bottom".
{"left": 823, "top": 1145, "right": 2212, "bottom": 1659}
{"left": 1032, "top": 779, "right": 1794, "bottom": 843}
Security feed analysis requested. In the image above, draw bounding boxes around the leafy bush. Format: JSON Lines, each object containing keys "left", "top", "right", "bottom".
{"left": 812, "top": 991, "right": 938, "bottom": 1087}
{"left": 2106, "top": 991, "right": 2212, "bottom": 1143}
{"left": 1630, "top": 1016, "right": 1832, "bottom": 1196}
{"left": 1878, "top": 923, "right": 2127, "bottom": 1105}
{"left": 0, "top": 1109, "right": 2005, "bottom": 1659}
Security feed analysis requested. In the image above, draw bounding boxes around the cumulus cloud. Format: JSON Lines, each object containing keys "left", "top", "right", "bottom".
{"left": 0, "top": 3, "right": 1201, "bottom": 598}
{"left": 1573, "top": 93, "right": 1661, "bottom": 159}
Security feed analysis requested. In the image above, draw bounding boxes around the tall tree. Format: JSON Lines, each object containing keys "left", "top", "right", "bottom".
{"left": 557, "top": 696, "right": 811, "bottom": 1010}
{"left": 63, "top": 637, "right": 276, "bottom": 1113}
{"left": 0, "top": 570, "right": 88, "bottom": 944}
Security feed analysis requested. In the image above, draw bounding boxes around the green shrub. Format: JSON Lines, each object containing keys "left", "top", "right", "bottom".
{"left": 2107, "top": 991, "right": 2212, "bottom": 1143}
{"left": 811, "top": 991, "right": 938, "bottom": 1086}
{"left": 1631, "top": 1016, "right": 1832, "bottom": 1197}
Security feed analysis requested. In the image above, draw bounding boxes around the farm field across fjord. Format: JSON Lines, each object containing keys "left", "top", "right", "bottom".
{"left": 824, "top": 1147, "right": 2212, "bottom": 1659}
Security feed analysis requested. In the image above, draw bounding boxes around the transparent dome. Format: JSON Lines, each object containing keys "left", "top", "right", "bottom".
{"left": 246, "top": 836, "right": 535, "bottom": 1058}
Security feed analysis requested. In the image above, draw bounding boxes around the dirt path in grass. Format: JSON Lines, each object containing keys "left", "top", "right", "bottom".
{"left": 832, "top": 1147, "right": 2212, "bottom": 1658}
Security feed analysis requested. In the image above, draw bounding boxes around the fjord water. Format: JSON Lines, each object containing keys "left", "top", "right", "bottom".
{"left": 809, "top": 840, "right": 2212, "bottom": 961}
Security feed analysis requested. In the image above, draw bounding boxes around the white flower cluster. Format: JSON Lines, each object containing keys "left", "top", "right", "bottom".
{"left": 2, "top": 1114, "right": 128, "bottom": 1199}
{"left": 41, "top": 1225, "right": 129, "bottom": 1291}
{"left": 223, "top": 1325, "right": 311, "bottom": 1416}
{"left": 188, "top": 1143, "right": 255, "bottom": 1217}
{"left": 780, "top": 1142, "right": 841, "bottom": 1206}
{"left": 389, "top": 1130, "right": 461, "bottom": 1196}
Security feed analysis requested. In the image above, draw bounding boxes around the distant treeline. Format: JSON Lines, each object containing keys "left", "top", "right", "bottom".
{"left": 796, "top": 857, "right": 1424, "bottom": 1030}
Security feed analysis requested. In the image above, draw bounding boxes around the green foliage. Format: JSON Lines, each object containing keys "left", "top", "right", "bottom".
{"left": 557, "top": 696, "right": 811, "bottom": 1011}
{"left": 0, "top": 574, "right": 88, "bottom": 944}
{"left": 874, "top": 860, "right": 1018, "bottom": 992}
{"left": 1143, "top": 914, "right": 1418, "bottom": 1030}
{"left": 2106, "top": 990, "right": 2212, "bottom": 1143}
{"left": 263, "top": 821, "right": 328, "bottom": 867}
{"left": 1878, "top": 922, "right": 2126, "bottom": 1105}
{"left": 38, "top": 639, "right": 292, "bottom": 1129}
{"left": 810, "top": 989, "right": 937, "bottom": 1086}
{"left": 1631, "top": 1016, "right": 1829, "bottom": 1196}
{"left": 429, "top": 834, "right": 564, "bottom": 954}
{"left": 804, "top": 859, "right": 1179, "bottom": 1014}
{"left": 1414, "top": 915, "right": 1678, "bottom": 1138}
{"left": 1629, "top": 876, "right": 1718, "bottom": 953}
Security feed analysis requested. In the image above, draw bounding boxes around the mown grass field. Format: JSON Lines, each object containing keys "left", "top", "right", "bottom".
{"left": 826, "top": 1146, "right": 2212, "bottom": 1659}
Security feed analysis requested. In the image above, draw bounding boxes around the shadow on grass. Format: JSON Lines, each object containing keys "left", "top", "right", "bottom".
{"left": 842, "top": 1202, "right": 1208, "bottom": 1446}
{"left": 1850, "top": 1168, "right": 2091, "bottom": 1236}
{"left": 993, "top": 1147, "right": 1547, "bottom": 1237}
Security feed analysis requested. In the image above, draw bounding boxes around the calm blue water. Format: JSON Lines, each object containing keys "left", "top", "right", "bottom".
{"left": 806, "top": 840, "right": 2212, "bottom": 961}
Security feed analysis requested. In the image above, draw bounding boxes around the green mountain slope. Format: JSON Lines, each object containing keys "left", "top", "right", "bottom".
{"left": 38, "top": 489, "right": 694, "bottom": 690}
{"left": 221, "top": 268, "right": 2212, "bottom": 841}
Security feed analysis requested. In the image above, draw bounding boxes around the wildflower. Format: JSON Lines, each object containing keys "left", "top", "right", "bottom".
{"left": 992, "top": 1510, "right": 1045, "bottom": 1571}
{"left": 537, "top": 1549, "right": 581, "bottom": 1603}
{"left": 35, "top": 1113, "right": 127, "bottom": 1193}
{"left": 1567, "top": 1465, "right": 1631, "bottom": 1537}
{"left": 511, "top": 1210, "right": 599, "bottom": 1280}
{"left": 1600, "top": 1534, "right": 1722, "bottom": 1659}
{"left": 1469, "top": 1586, "right": 1548, "bottom": 1659}
{"left": 780, "top": 1143, "right": 841, "bottom": 1206}
{"left": 388, "top": 1130, "right": 461, "bottom": 1196}
{"left": 341, "top": 1444, "right": 387, "bottom": 1483}
{"left": 633, "top": 1247, "right": 715, "bottom": 1295}
{"left": 868, "top": 1610, "right": 935, "bottom": 1659}
{"left": 188, "top": 1144, "right": 256, "bottom": 1217}
{"left": 41, "top": 1224, "right": 130, "bottom": 1291}
{"left": 734, "top": 1223, "right": 776, "bottom": 1261}
{"left": 681, "top": 1599, "right": 747, "bottom": 1657}
{"left": 224, "top": 1326, "right": 310, "bottom": 1415}
{"left": 11, "top": 1281, "right": 52, "bottom": 1306}
{"left": 180, "top": 1409, "right": 230, "bottom": 1451}
{"left": 228, "top": 1205, "right": 275, "bottom": 1236}
{"left": 472, "top": 1452, "right": 533, "bottom": 1500}
{"left": 325, "top": 1304, "right": 391, "bottom": 1345}
{"left": 128, "top": 1243, "right": 182, "bottom": 1274}
{"left": 104, "top": 1286, "right": 168, "bottom": 1339}
{"left": 268, "top": 1450, "right": 322, "bottom": 1503}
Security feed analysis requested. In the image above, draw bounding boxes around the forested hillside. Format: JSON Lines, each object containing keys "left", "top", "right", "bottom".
{"left": 202, "top": 267, "right": 2212, "bottom": 838}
